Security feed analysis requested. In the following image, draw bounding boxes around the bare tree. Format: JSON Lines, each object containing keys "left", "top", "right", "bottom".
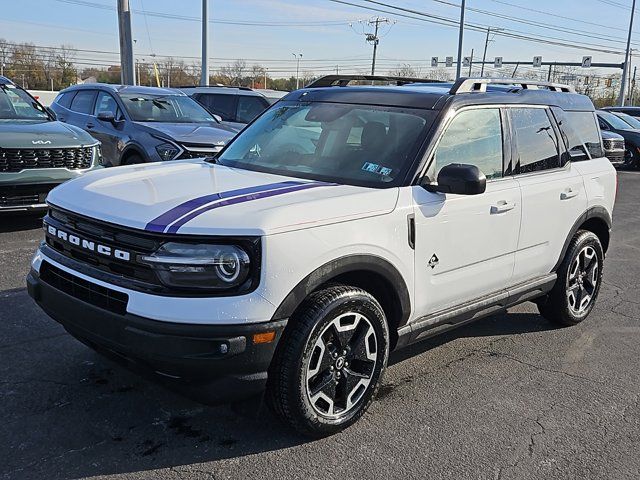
{"left": 219, "top": 59, "right": 247, "bottom": 85}
{"left": 388, "top": 63, "right": 419, "bottom": 77}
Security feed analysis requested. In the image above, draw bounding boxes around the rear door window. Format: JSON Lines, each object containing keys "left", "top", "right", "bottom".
{"left": 510, "top": 108, "right": 560, "bottom": 174}
{"left": 195, "top": 93, "right": 236, "bottom": 121}
{"left": 70, "top": 90, "right": 97, "bottom": 115}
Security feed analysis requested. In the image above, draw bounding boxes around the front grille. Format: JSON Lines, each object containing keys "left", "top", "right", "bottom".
{"left": 0, "top": 184, "right": 56, "bottom": 208}
{"left": 0, "top": 147, "right": 93, "bottom": 173}
{"left": 40, "top": 261, "right": 129, "bottom": 315}
{"left": 606, "top": 151, "right": 625, "bottom": 164}
{"left": 45, "top": 208, "right": 160, "bottom": 286}
{"left": 603, "top": 139, "right": 625, "bottom": 151}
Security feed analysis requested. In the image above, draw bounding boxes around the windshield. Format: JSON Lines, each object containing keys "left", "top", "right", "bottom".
{"left": 0, "top": 85, "right": 49, "bottom": 121}
{"left": 599, "top": 111, "right": 634, "bottom": 130}
{"left": 120, "top": 93, "right": 215, "bottom": 123}
{"left": 613, "top": 112, "right": 640, "bottom": 129}
{"left": 217, "top": 101, "right": 433, "bottom": 187}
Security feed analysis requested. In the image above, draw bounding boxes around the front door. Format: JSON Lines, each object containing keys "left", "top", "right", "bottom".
{"left": 412, "top": 106, "right": 521, "bottom": 318}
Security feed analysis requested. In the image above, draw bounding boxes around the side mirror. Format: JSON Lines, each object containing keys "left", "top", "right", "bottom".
{"left": 97, "top": 111, "right": 116, "bottom": 123}
{"left": 212, "top": 114, "right": 223, "bottom": 123}
{"left": 426, "top": 163, "right": 487, "bottom": 195}
{"left": 45, "top": 106, "right": 57, "bottom": 120}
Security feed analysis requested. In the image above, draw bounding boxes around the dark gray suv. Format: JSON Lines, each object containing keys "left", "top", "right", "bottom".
{"left": 51, "top": 84, "right": 237, "bottom": 166}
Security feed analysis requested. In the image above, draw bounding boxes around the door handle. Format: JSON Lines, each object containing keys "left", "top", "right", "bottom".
{"left": 491, "top": 200, "right": 516, "bottom": 214}
{"left": 561, "top": 188, "right": 579, "bottom": 200}
{"left": 86, "top": 123, "right": 95, "bottom": 129}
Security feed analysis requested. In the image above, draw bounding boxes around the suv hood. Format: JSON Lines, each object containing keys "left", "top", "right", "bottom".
{"left": 136, "top": 122, "right": 236, "bottom": 145}
{"left": 47, "top": 160, "right": 399, "bottom": 235}
{"left": 0, "top": 120, "right": 96, "bottom": 148}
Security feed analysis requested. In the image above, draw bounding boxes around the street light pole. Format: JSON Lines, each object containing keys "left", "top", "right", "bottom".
{"left": 293, "top": 53, "right": 302, "bottom": 89}
{"left": 455, "top": 0, "right": 466, "bottom": 79}
{"left": 200, "top": 0, "right": 209, "bottom": 86}
{"left": 618, "top": 0, "right": 636, "bottom": 106}
{"left": 264, "top": 68, "right": 268, "bottom": 89}
{"left": 480, "top": 27, "right": 491, "bottom": 77}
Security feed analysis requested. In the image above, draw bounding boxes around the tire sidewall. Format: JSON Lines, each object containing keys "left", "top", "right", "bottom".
{"left": 558, "top": 231, "right": 604, "bottom": 323}
{"left": 294, "top": 291, "right": 389, "bottom": 434}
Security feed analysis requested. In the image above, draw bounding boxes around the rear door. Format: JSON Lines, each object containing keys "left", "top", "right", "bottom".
{"left": 508, "top": 107, "right": 587, "bottom": 284}
{"left": 412, "top": 106, "right": 522, "bottom": 316}
{"left": 68, "top": 89, "right": 97, "bottom": 133}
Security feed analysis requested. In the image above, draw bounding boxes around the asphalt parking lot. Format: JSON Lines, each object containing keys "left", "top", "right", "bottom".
{"left": 1, "top": 172, "right": 639, "bottom": 480}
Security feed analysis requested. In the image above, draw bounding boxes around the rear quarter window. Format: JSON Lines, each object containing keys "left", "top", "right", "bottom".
{"left": 55, "top": 91, "right": 75, "bottom": 108}
{"left": 554, "top": 109, "right": 604, "bottom": 161}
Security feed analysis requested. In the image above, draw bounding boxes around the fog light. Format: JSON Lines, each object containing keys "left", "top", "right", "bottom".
{"left": 219, "top": 343, "right": 229, "bottom": 354}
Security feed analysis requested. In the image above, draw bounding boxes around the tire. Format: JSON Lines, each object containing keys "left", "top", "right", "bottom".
{"left": 537, "top": 230, "right": 604, "bottom": 326}
{"left": 267, "top": 285, "right": 389, "bottom": 437}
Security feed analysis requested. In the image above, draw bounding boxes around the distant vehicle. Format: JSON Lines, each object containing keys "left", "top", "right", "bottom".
{"left": 601, "top": 130, "right": 625, "bottom": 166}
{"left": 255, "top": 89, "right": 289, "bottom": 105}
{"left": 51, "top": 84, "right": 237, "bottom": 166}
{"left": 0, "top": 75, "right": 101, "bottom": 213}
{"left": 178, "top": 86, "right": 270, "bottom": 130}
{"left": 602, "top": 106, "right": 640, "bottom": 118}
{"left": 597, "top": 110, "right": 640, "bottom": 168}
{"left": 609, "top": 110, "right": 640, "bottom": 129}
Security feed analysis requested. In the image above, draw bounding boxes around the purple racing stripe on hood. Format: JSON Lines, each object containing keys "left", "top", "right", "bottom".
{"left": 165, "top": 181, "right": 335, "bottom": 234}
{"left": 145, "top": 180, "right": 304, "bottom": 232}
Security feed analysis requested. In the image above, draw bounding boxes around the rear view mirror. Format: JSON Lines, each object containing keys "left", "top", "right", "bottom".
{"left": 212, "top": 114, "right": 223, "bottom": 123}
{"left": 97, "top": 111, "right": 116, "bottom": 123}
{"left": 426, "top": 163, "right": 487, "bottom": 195}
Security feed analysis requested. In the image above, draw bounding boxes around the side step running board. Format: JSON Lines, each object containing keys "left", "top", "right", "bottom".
{"left": 396, "top": 274, "right": 556, "bottom": 349}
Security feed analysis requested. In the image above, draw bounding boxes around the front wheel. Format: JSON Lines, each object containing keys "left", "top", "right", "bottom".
{"left": 267, "top": 285, "right": 389, "bottom": 437}
{"left": 537, "top": 230, "right": 604, "bottom": 326}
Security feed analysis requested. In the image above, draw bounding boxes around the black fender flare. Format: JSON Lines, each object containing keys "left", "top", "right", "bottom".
{"left": 553, "top": 206, "right": 612, "bottom": 272}
{"left": 271, "top": 254, "right": 411, "bottom": 328}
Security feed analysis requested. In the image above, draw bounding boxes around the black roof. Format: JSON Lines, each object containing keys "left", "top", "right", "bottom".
{"left": 281, "top": 76, "right": 595, "bottom": 112}
{"left": 60, "top": 83, "right": 186, "bottom": 96}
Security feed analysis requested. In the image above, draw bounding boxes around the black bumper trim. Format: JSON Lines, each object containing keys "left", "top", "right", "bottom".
{"left": 27, "top": 269, "right": 287, "bottom": 403}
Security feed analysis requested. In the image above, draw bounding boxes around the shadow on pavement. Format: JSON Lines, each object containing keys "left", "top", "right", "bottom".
{"left": 0, "top": 212, "right": 44, "bottom": 233}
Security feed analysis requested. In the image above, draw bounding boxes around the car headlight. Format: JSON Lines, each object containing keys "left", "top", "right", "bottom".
{"left": 156, "top": 143, "right": 181, "bottom": 161}
{"left": 94, "top": 144, "right": 104, "bottom": 165}
{"left": 140, "top": 242, "right": 251, "bottom": 290}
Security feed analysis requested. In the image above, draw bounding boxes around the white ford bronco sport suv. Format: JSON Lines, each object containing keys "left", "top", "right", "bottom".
{"left": 28, "top": 76, "right": 616, "bottom": 437}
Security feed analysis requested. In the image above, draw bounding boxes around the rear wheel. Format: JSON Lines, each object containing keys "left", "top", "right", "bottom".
{"left": 537, "top": 230, "right": 603, "bottom": 326}
{"left": 267, "top": 285, "right": 389, "bottom": 437}
{"left": 120, "top": 153, "right": 144, "bottom": 166}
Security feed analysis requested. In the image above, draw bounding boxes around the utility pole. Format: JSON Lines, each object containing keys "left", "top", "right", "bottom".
{"left": 480, "top": 28, "right": 491, "bottom": 77}
{"left": 618, "top": 0, "right": 636, "bottom": 106}
{"left": 264, "top": 68, "right": 268, "bottom": 89}
{"left": 117, "top": 0, "right": 135, "bottom": 85}
{"left": 292, "top": 53, "right": 302, "bottom": 89}
{"left": 456, "top": 0, "right": 466, "bottom": 79}
{"left": 468, "top": 48, "right": 474, "bottom": 76}
{"left": 631, "top": 65, "right": 637, "bottom": 105}
{"left": 367, "top": 17, "right": 389, "bottom": 75}
{"left": 200, "top": 0, "right": 209, "bottom": 86}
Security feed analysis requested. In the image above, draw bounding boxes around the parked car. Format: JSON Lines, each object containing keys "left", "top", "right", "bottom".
{"left": 609, "top": 110, "right": 640, "bottom": 129}
{"left": 601, "top": 130, "right": 626, "bottom": 166}
{"left": 51, "top": 84, "right": 236, "bottom": 166}
{"left": 597, "top": 110, "right": 640, "bottom": 168}
{"left": 255, "top": 89, "right": 289, "bottom": 105}
{"left": 602, "top": 106, "right": 640, "bottom": 118}
{"left": 178, "top": 86, "right": 270, "bottom": 130}
{"left": 0, "top": 75, "right": 101, "bottom": 213}
{"left": 28, "top": 76, "right": 616, "bottom": 437}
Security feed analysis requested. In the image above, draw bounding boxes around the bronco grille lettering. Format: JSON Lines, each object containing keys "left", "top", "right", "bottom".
{"left": 45, "top": 223, "right": 131, "bottom": 262}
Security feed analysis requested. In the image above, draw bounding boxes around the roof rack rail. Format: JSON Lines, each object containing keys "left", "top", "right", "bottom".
{"left": 306, "top": 75, "right": 446, "bottom": 88}
{"left": 174, "top": 84, "right": 253, "bottom": 91}
{"left": 450, "top": 77, "right": 575, "bottom": 94}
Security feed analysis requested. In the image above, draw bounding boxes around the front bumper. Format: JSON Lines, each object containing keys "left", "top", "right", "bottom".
{"left": 27, "top": 268, "right": 287, "bottom": 404}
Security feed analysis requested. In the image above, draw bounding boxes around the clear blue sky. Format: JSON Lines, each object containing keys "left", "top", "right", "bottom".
{"left": 0, "top": 0, "right": 635, "bottom": 77}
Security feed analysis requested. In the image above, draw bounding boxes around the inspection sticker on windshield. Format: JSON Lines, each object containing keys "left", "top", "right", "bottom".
{"left": 379, "top": 167, "right": 392, "bottom": 176}
{"left": 362, "top": 162, "right": 380, "bottom": 173}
